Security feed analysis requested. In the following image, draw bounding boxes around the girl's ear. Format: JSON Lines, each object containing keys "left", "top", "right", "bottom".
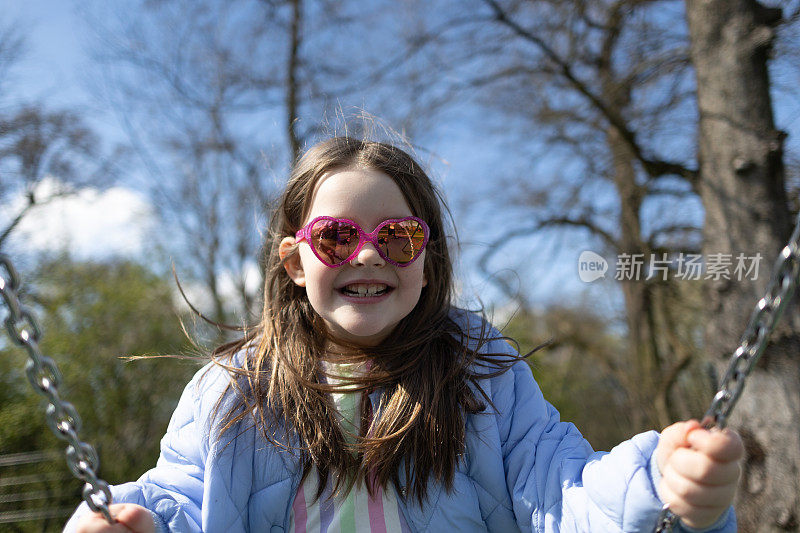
{"left": 279, "top": 237, "right": 306, "bottom": 287}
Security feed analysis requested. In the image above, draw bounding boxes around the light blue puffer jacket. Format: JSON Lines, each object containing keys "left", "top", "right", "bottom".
{"left": 64, "top": 312, "right": 735, "bottom": 533}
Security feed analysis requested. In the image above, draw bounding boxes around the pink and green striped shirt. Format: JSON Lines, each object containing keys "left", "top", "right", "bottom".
{"left": 288, "top": 362, "right": 411, "bottom": 533}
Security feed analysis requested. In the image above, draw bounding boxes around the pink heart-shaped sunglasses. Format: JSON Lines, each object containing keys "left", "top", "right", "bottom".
{"left": 295, "top": 216, "right": 429, "bottom": 267}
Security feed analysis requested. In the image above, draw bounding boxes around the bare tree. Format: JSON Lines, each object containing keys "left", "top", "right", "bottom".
{"left": 0, "top": 107, "right": 104, "bottom": 249}
{"left": 404, "top": 0, "right": 706, "bottom": 430}
{"left": 83, "top": 0, "right": 421, "bottom": 325}
{"left": 0, "top": 112, "right": 125, "bottom": 257}
{"left": 686, "top": 1, "right": 799, "bottom": 530}
{"left": 84, "top": 0, "right": 301, "bottom": 323}
{"left": 407, "top": 0, "right": 799, "bottom": 526}
{"left": 0, "top": 17, "right": 125, "bottom": 254}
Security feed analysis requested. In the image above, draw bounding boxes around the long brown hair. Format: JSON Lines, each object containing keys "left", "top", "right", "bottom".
{"left": 211, "top": 137, "right": 526, "bottom": 506}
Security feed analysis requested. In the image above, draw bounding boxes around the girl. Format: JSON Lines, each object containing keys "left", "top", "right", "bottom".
{"left": 67, "top": 137, "right": 742, "bottom": 533}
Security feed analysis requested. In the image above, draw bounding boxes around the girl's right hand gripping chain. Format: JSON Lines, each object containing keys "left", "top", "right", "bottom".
{"left": 655, "top": 420, "right": 744, "bottom": 530}
{"left": 75, "top": 504, "right": 155, "bottom": 533}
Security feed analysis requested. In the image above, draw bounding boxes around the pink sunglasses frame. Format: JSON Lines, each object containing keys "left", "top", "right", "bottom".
{"left": 295, "top": 216, "right": 430, "bottom": 268}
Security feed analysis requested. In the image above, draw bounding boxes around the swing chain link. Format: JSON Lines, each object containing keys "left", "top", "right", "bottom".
{"left": 655, "top": 211, "right": 800, "bottom": 532}
{"left": 0, "top": 254, "right": 116, "bottom": 525}
{"left": 702, "top": 243, "right": 799, "bottom": 430}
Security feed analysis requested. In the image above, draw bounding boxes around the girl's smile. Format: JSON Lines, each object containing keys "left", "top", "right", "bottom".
{"left": 336, "top": 279, "right": 395, "bottom": 300}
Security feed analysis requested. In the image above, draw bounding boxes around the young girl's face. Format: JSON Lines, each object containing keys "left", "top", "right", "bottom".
{"left": 281, "top": 167, "right": 427, "bottom": 347}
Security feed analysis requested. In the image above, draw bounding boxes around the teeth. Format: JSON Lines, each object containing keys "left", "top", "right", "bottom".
{"left": 343, "top": 283, "right": 388, "bottom": 297}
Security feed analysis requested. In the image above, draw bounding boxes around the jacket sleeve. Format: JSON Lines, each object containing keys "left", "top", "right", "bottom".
{"left": 495, "top": 354, "right": 736, "bottom": 532}
{"left": 62, "top": 363, "right": 223, "bottom": 533}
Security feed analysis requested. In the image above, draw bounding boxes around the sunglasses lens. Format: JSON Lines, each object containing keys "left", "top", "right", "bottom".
{"left": 309, "top": 219, "right": 359, "bottom": 265}
{"left": 377, "top": 219, "right": 427, "bottom": 265}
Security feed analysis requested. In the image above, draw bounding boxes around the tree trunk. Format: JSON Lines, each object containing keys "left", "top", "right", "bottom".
{"left": 600, "top": 29, "right": 673, "bottom": 430}
{"left": 607, "top": 124, "right": 658, "bottom": 430}
{"left": 685, "top": 1, "right": 800, "bottom": 531}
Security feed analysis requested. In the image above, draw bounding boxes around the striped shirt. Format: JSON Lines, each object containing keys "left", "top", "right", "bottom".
{"left": 288, "top": 362, "right": 411, "bottom": 533}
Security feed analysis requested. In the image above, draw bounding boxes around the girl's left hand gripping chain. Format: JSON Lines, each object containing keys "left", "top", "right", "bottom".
{"left": 655, "top": 420, "right": 744, "bottom": 530}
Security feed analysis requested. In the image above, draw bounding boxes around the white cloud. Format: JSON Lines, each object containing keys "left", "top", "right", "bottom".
{"left": 4, "top": 178, "right": 265, "bottom": 320}
{"left": 4, "top": 178, "right": 156, "bottom": 259}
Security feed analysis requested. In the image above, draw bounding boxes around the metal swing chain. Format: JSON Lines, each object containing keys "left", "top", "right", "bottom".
{"left": 0, "top": 254, "right": 116, "bottom": 525}
{"left": 655, "top": 209, "right": 800, "bottom": 532}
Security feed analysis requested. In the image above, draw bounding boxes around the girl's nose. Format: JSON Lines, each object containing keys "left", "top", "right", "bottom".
{"left": 350, "top": 242, "right": 386, "bottom": 267}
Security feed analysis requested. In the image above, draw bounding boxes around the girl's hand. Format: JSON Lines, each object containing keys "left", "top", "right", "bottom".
{"left": 74, "top": 503, "right": 155, "bottom": 533}
{"left": 655, "top": 420, "right": 744, "bottom": 530}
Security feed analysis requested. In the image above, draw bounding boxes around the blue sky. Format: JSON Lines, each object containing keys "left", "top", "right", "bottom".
{"left": 0, "top": 0, "right": 562, "bottom": 310}
{"left": 3, "top": 1, "right": 798, "bottom": 320}
{"left": 3, "top": 1, "right": 86, "bottom": 106}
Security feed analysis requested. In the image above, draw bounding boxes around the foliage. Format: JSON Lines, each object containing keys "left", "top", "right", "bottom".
{"left": 503, "top": 305, "right": 632, "bottom": 450}
{"left": 0, "top": 256, "right": 200, "bottom": 532}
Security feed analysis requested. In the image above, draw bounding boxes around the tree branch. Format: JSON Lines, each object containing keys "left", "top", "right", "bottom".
{"left": 0, "top": 201, "right": 31, "bottom": 250}
{"left": 481, "top": 0, "right": 698, "bottom": 184}
{"left": 477, "top": 215, "right": 621, "bottom": 287}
